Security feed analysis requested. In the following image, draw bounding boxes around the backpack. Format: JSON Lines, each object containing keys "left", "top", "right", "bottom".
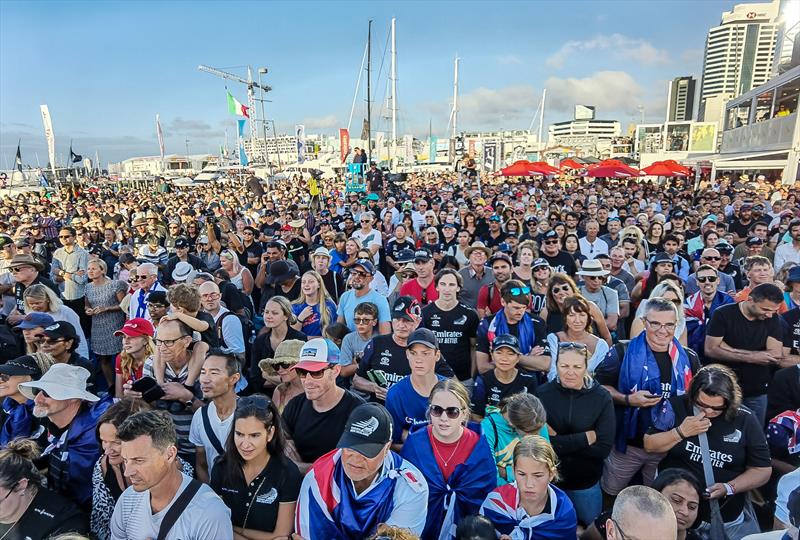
{"left": 216, "top": 311, "right": 255, "bottom": 363}
{"left": 0, "top": 323, "right": 23, "bottom": 363}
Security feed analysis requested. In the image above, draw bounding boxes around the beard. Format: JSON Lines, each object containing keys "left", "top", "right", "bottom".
{"left": 32, "top": 405, "right": 49, "bottom": 418}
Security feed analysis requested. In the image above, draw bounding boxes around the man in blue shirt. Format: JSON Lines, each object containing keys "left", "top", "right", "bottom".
{"left": 336, "top": 259, "right": 391, "bottom": 334}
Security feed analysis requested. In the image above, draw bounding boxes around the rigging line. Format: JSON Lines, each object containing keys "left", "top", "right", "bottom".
{"left": 373, "top": 25, "right": 391, "bottom": 111}
{"left": 348, "top": 39, "right": 369, "bottom": 132}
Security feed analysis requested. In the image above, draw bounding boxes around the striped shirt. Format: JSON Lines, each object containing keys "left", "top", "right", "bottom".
{"left": 143, "top": 358, "right": 199, "bottom": 456}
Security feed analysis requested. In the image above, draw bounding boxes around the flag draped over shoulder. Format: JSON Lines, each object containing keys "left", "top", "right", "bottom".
{"left": 295, "top": 449, "right": 423, "bottom": 540}
{"left": 480, "top": 483, "right": 577, "bottom": 540}
{"left": 227, "top": 91, "right": 249, "bottom": 118}
{"left": 401, "top": 426, "right": 496, "bottom": 540}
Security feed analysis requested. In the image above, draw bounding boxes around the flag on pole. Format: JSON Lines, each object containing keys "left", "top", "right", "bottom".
{"left": 237, "top": 119, "right": 249, "bottom": 166}
{"left": 70, "top": 142, "right": 82, "bottom": 164}
{"left": 14, "top": 141, "right": 22, "bottom": 172}
{"left": 156, "top": 114, "right": 165, "bottom": 159}
{"left": 296, "top": 125, "right": 306, "bottom": 164}
{"left": 40, "top": 105, "right": 56, "bottom": 179}
{"left": 339, "top": 128, "right": 350, "bottom": 163}
{"left": 227, "top": 91, "right": 250, "bottom": 118}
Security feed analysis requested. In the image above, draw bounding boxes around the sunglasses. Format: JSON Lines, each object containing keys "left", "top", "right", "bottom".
{"left": 32, "top": 388, "right": 52, "bottom": 399}
{"left": 552, "top": 285, "right": 572, "bottom": 294}
{"left": 296, "top": 366, "right": 331, "bottom": 379}
{"left": 702, "top": 256, "right": 721, "bottom": 261}
{"left": 350, "top": 270, "right": 369, "bottom": 278}
{"left": 695, "top": 398, "right": 726, "bottom": 412}
{"left": 697, "top": 275, "right": 718, "bottom": 283}
{"left": 272, "top": 362, "right": 292, "bottom": 371}
{"left": 508, "top": 286, "right": 531, "bottom": 296}
{"left": 354, "top": 317, "right": 375, "bottom": 325}
{"left": 58, "top": 235, "right": 73, "bottom": 239}
{"left": 41, "top": 338, "right": 64, "bottom": 345}
{"left": 429, "top": 405, "right": 464, "bottom": 419}
{"left": 544, "top": 239, "right": 559, "bottom": 245}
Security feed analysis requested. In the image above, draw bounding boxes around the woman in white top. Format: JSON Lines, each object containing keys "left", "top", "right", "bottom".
{"left": 220, "top": 249, "right": 254, "bottom": 296}
{"left": 22, "top": 283, "right": 89, "bottom": 358}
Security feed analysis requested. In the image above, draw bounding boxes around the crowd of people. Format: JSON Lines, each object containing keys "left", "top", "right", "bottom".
{"left": 0, "top": 167, "right": 798, "bottom": 540}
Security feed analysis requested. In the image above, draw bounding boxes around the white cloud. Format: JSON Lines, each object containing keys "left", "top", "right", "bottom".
{"left": 547, "top": 34, "right": 670, "bottom": 69}
{"left": 544, "top": 71, "right": 645, "bottom": 116}
{"left": 302, "top": 114, "right": 338, "bottom": 130}
{"left": 496, "top": 54, "right": 523, "bottom": 65}
{"left": 457, "top": 85, "right": 541, "bottom": 127}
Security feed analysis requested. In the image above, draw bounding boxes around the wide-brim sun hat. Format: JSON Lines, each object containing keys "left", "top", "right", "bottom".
{"left": 259, "top": 339, "right": 305, "bottom": 376}
{"left": 18, "top": 363, "right": 98, "bottom": 402}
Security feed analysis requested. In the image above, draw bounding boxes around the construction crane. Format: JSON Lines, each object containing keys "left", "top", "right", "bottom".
{"left": 198, "top": 64, "right": 271, "bottom": 162}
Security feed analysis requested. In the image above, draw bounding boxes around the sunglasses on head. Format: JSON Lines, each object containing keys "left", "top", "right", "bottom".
{"left": 559, "top": 341, "right": 588, "bottom": 351}
{"left": 237, "top": 395, "right": 272, "bottom": 409}
{"left": 429, "top": 404, "right": 463, "bottom": 419}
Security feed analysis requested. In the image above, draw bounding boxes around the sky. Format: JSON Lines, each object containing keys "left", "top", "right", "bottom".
{"left": 0, "top": 0, "right": 737, "bottom": 166}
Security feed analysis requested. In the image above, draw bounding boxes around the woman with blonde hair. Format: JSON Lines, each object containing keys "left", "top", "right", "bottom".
{"left": 114, "top": 318, "right": 155, "bottom": 398}
{"left": 291, "top": 271, "right": 337, "bottom": 338}
{"left": 619, "top": 225, "right": 649, "bottom": 262}
{"left": 249, "top": 296, "right": 306, "bottom": 392}
{"left": 22, "top": 284, "right": 89, "bottom": 358}
{"left": 220, "top": 248, "right": 254, "bottom": 297}
{"left": 85, "top": 258, "right": 128, "bottom": 389}
{"left": 401, "top": 379, "right": 496, "bottom": 540}
{"left": 481, "top": 435, "right": 577, "bottom": 538}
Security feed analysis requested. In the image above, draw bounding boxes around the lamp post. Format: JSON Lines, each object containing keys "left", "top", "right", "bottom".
{"left": 257, "top": 68, "right": 272, "bottom": 170}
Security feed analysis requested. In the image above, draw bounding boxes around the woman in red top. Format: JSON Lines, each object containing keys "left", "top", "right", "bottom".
{"left": 401, "top": 379, "right": 497, "bottom": 540}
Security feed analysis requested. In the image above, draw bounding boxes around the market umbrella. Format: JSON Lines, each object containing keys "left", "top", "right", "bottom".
{"left": 559, "top": 158, "right": 584, "bottom": 170}
{"left": 584, "top": 166, "right": 636, "bottom": 178}
{"left": 642, "top": 162, "right": 688, "bottom": 177}
{"left": 528, "top": 161, "right": 562, "bottom": 175}
{"left": 662, "top": 159, "right": 692, "bottom": 175}
{"left": 498, "top": 160, "right": 537, "bottom": 177}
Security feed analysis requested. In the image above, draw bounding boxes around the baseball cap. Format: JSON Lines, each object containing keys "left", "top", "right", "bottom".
{"left": 0, "top": 355, "right": 42, "bottom": 379}
{"left": 701, "top": 215, "right": 717, "bottom": 227}
{"left": 42, "top": 321, "right": 78, "bottom": 341}
{"left": 413, "top": 248, "right": 433, "bottom": 263}
{"left": 488, "top": 252, "right": 513, "bottom": 267}
{"left": 352, "top": 259, "right": 376, "bottom": 275}
{"left": 197, "top": 235, "right": 209, "bottom": 244}
{"left": 542, "top": 230, "right": 559, "bottom": 241}
{"left": 293, "top": 338, "right": 336, "bottom": 372}
{"left": 532, "top": 258, "right": 550, "bottom": 270}
{"left": 651, "top": 252, "right": 675, "bottom": 266}
{"left": 672, "top": 210, "right": 686, "bottom": 219}
{"left": 337, "top": 403, "right": 393, "bottom": 458}
{"left": 391, "top": 296, "right": 421, "bottom": 321}
{"left": 715, "top": 241, "right": 734, "bottom": 254}
{"left": 395, "top": 249, "right": 416, "bottom": 264}
{"left": 442, "top": 222, "right": 457, "bottom": 230}
{"left": 746, "top": 236, "right": 764, "bottom": 246}
{"left": 407, "top": 328, "right": 439, "bottom": 350}
{"left": 174, "top": 237, "right": 190, "bottom": 249}
{"left": 492, "top": 334, "right": 522, "bottom": 354}
{"left": 16, "top": 312, "right": 55, "bottom": 330}
{"left": 114, "top": 318, "right": 155, "bottom": 338}
{"left": 0, "top": 235, "right": 12, "bottom": 248}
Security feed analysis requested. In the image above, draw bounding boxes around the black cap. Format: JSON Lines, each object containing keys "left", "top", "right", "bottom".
{"left": 715, "top": 241, "right": 734, "bottom": 254}
{"left": 413, "top": 248, "right": 433, "bottom": 262}
{"left": 488, "top": 252, "right": 513, "bottom": 266}
{"left": 746, "top": 236, "right": 764, "bottom": 246}
{"left": 337, "top": 403, "right": 392, "bottom": 458}
{"left": 542, "top": 230, "right": 559, "bottom": 240}
{"left": 651, "top": 252, "right": 674, "bottom": 266}
{"left": 391, "top": 296, "right": 421, "bottom": 321}
{"left": 147, "top": 291, "right": 169, "bottom": 306}
{"left": 492, "top": 334, "right": 522, "bottom": 354}
{"left": 174, "top": 237, "right": 190, "bottom": 249}
{"left": 395, "top": 248, "right": 416, "bottom": 264}
{"left": 672, "top": 210, "right": 686, "bottom": 219}
{"left": 407, "top": 328, "right": 439, "bottom": 350}
{"left": 42, "top": 321, "right": 77, "bottom": 341}
{"left": 0, "top": 355, "right": 41, "bottom": 378}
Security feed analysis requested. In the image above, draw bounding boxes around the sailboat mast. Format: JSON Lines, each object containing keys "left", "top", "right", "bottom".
{"left": 366, "top": 20, "right": 372, "bottom": 165}
{"left": 538, "top": 89, "right": 547, "bottom": 160}
{"left": 452, "top": 56, "right": 459, "bottom": 139}
{"left": 390, "top": 17, "right": 397, "bottom": 168}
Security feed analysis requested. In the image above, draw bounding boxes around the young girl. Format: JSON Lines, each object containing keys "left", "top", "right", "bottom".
{"left": 291, "top": 271, "right": 337, "bottom": 338}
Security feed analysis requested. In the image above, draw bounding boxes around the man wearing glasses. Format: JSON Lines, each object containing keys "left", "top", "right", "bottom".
{"left": 127, "top": 262, "right": 166, "bottom": 321}
{"left": 351, "top": 212, "right": 382, "bottom": 265}
{"left": 51, "top": 226, "right": 89, "bottom": 328}
{"left": 336, "top": 259, "right": 391, "bottom": 334}
{"left": 19, "top": 363, "right": 111, "bottom": 510}
{"left": 282, "top": 338, "right": 365, "bottom": 473}
{"left": 685, "top": 248, "right": 736, "bottom": 295}
{"left": 595, "top": 298, "right": 699, "bottom": 500}
{"left": 5, "top": 254, "right": 58, "bottom": 325}
{"left": 539, "top": 230, "right": 578, "bottom": 277}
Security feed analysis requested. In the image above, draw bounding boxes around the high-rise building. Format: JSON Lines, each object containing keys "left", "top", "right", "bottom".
{"left": 666, "top": 76, "right": 697, "bottom": 121}
{"left": 773, "top": 0, "right": 800, "bottom": 75}
{"left": 698, "top": 1, "right": 780, "bottom": 120}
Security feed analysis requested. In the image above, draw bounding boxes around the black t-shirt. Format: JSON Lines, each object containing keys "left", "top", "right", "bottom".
{"left": 706, "top": 303, "right": 783, "bottom": 397}
{"left": 282, "top": 390, "right": 365, "bottom": 463}
{"left": 782, "top": 307, "right": 800, "bottom": 355}
{"left": 727, "top": 217, "right": 753, "bottom": 240}
{"left": 259, "top": 221, "right": 280, "bottom": 239}
{"left": 648, "top": 394, "right": 771, "bottom": 522}
{"left": 0, "top": 486, "right": 88, "bottom": 539}
{"left": 540, "top": 250, "right": 578, "bottom": 277}
{"left": 481, "top": 231, "right": 508, "bottom": 249}
{"left": 220, "top": 281, "right": 245, "bottom": 314}
{"left": 240, "top": 241, "right": 264, "bottom": 277}
{"left": 475, "top": 315, "right": 549, "bottom": 355}
{"left": 421, "top": 302, "right": 480, "bottom": 381}
{"left": 357, "top": 334, "right": 455, "bottom": 399}
{"left": 719, "top": 262, "right": 744, "bottom": 291}
{"left": 385, "top": 238, "right": 415, "bottom": 262}
{"left": 196, "top": 310, "right": 220, "bottom": 348}
{"left": 767, "top": 366, "right": 800, "bottom": 421}
{"left": 210, "top": 455, "right": 302, "bottom": 533}
{"left": 249, "top": 327, "right": 307, "bottom": 392}
{"left": 470, "top": 368, "right": 539, "bottom": 417}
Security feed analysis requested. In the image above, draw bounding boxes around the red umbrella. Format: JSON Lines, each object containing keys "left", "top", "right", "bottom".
{"left": 662, "top": 159, "right": 692, "bottom": 175}
{"left": 560, "top": 158, "right": 584, "bottom": 170}
{"left": 584, "top": 166, "right": 636, "bottom": 178}
{"left": 498, "top": 160, "right": 537, "bottom": 177}
{"left": 642, "top": 162, "right": 688, "bottom": 177}
{"left": 528, "top": 161, "right": 562, "bottom": 175}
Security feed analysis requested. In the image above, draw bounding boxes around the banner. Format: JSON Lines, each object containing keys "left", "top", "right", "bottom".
{"left": 295, "top": 124, "right": 306, "bottom": 163}
{"left": 237, "top": 119, "right": 249, "bottom": 166}
{"left": 40, "top": 105, "right": 56, "bottom": 179}
{"left": 428, "top": 136, "right": 437, "bottom": 163}
{"left": 403, "top": 134, "right": 413, "bottom": 163}
{"left": 483, "top": 142, "right": 497, "bottom": 171}
{"left": 688, "top": 122, "right": 717, "bottom": 152}
{"left": 468, "top": 138, "right": 476, "bottom": 157}
{"left": 156, "top": 114, "right": 165, "bottom": 160}
{"left": 339, "top": 128, "right": 350, "bottom": 163}
{"left": 375, "top": 132, "right": 385, "bottom": 161}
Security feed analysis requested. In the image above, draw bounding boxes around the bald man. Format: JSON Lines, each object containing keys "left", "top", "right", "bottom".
{"left": 198, "top": 281, "right": 244, "bottom": 357}
{"left": 686, "top": 248, "right": 737, "bottom": 295}
{"left": 606, "top": 485, "right": 676, "bottom": 540}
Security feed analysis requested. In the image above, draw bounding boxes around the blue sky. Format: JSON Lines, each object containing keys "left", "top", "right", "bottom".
{"left": 0, "top": 0, "right": 736, "bottom": 166}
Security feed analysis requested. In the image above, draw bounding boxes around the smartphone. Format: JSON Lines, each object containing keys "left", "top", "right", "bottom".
{"left": 367, "top": 370, "right": 388, "bottom": 388}
{"left": 131, "top": 376, "right": 166, "bottom": 403}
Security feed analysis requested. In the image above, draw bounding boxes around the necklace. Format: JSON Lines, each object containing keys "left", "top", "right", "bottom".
{"left": 432, "top": 430, "right": 464, "bottom": 468}
{"left": 0, "top": 490, "right": 34, "bottom": 540}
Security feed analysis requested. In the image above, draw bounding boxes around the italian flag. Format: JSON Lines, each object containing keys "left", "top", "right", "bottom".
{"left": 227, "top": 91, "right": 249, "bottom": 118}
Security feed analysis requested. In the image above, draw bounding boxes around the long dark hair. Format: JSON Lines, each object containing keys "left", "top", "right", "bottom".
{"left": 216, "top": 394, "right": 286, "bottom": 485}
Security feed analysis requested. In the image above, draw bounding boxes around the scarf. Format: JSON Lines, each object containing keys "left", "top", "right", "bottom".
{"left": 684, "top": 290, "right": 733, "bottom": 361}
{"left": 0, "top": 398, "right": 35, "bottom": 446}
{"left": 400, "top": 425, "right": 496, "bottom": 540}
{"left": 480, "top": 483, "right": 577, "bottom": 540}
{"left": 487, "top": 309, "right": 536, "bottom": 355}
{"left": 616, "top": 333, "right": 693, "bottom": 452}
{"left": 296, "top": 449, "right": 424, "bottom": 540}
{"left": 135, "top": 281, "right": 161, "bottom": 318}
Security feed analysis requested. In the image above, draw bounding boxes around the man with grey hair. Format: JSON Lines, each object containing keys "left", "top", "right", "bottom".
{"left": 127, "top": 262, "right": 165, "bottom": 320}
{"left": 579, "top": 219, "right": 608, "bottom": 259}
{"left": 596, "top": 297, "right": 700, "bottom": 499}
{"left": 606, "top": 485, "right": 677, "bottom": 540}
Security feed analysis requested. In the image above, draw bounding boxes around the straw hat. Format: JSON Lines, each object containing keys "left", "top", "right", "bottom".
{"left": 464, "top": 241, "right": 491, "bottom": 259}
{"left": 258, "top": 339, "right": 305, "bottom": 376}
